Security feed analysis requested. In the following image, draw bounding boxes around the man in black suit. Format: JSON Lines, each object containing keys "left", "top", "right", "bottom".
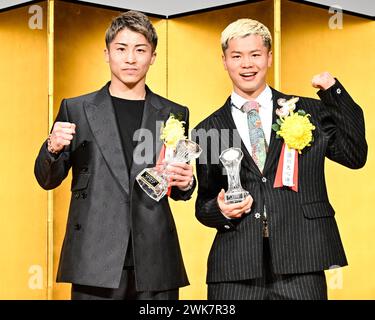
{"left": 193, "top": 18, "right": 367, "bottom": 300}
{"left": 34, "top": 11, "right": 195, "bottom": 300}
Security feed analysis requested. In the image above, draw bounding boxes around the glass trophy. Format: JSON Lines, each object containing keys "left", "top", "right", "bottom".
{"left": 220, "top": 147, "right": 249, "bottom": 204}
{"left": 136, "top": 139, "right": 202, "bottom": 202}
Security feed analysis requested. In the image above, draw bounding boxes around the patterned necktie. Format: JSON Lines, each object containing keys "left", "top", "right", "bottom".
{"left": 242, "top": 101, "right": 267, "bottom": 172}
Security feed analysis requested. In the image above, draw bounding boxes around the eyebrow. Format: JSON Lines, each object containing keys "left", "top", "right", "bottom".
{"left": 114, "top": 43, "right": 149, "bottom": 47}
{"left": 230, "top": 49, "right": 262, "bottom": 54}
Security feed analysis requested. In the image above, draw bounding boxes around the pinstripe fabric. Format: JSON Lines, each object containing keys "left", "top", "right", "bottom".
{"left": 193, "top": 80, "right": 367, "bottom": 289}
{"left": 208, "top": 239, "right": 327, "bottom": 300}
{"left": 208, "top": 270, "right": 327, "bottom": 300}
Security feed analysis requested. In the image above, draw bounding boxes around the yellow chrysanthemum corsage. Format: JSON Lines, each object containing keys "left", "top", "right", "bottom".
{"left": 160, "top": 114, "right": 186, "bottom": 149}
{"left": 272, "top": 98, "right": 315, "bottom": 154}
{"left": 272, "top": 97, "right": 315, "bottom": 192}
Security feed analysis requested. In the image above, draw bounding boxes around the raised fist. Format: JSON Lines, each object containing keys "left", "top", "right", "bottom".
{"left": 311, "top": 72, "right": 336, "bottom": 91}
{"left": 48, "top": 122, "right": 76, "bottom": 153}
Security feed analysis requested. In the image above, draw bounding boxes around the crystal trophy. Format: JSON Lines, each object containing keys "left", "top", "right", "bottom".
{"left": 220, "top": 147, "right": 249, "bottom": 204}
{"left": 136, "top": 139, "right": 202, "bottom": 202}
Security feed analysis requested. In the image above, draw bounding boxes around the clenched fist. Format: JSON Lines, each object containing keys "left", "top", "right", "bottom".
{"left": 48, "top": 122, "right": 76, "bottom": 153}
{"left": 311, "top": 71, "right": 336, "bottom": 91}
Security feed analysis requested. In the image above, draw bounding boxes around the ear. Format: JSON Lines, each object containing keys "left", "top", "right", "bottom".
{"left": 222, "top": 53, "right": 228, "bottom": 71}
{"left": 267, "top": 50, "right": 273, "bottom": 68}
{"left": 150, "top": 51, "right": 157, "bottom": 65}
{"left": 104, "top": 48, "right": 109, "bottom": 63}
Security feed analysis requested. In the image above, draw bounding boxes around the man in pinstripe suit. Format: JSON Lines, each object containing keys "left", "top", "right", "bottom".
{"left": 193, "top": 19, "right": 367, "bottom": 300}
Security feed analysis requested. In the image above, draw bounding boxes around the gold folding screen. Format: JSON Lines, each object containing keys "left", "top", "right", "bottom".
{"left": 0, "top": 0, "right": 374, "bottom": 299}
{"left": 0, "top": 1, "right": 48, "bottom": 299}
{"left": 281, "top": 0, "right": 375, "bottom": 299}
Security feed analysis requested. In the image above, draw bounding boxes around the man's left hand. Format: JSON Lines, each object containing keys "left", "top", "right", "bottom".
{"left": 311, "top": 71, "right": 336, "bottom": 90}
{"left": 166, "top": 162, "right": 194, "bottom": 190}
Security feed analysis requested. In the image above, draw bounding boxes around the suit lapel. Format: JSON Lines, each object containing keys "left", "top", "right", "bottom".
{"left": 130, "top": 88, "right": 171, "bottom": 184}
{"left": 216, "top": 99, "right": 261, "bottom": 177}
{"left": 218, "top": 89, "right": 290, "bottom": 177}
{"left": 263, "top": 88, "right": 289, "bottom": 175}
{"left": 84, "top": 83, "right": 130, "bottom": 196}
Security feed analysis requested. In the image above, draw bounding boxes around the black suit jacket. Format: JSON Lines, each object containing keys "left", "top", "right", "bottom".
{"left": 35, "top": 83, "right": 194, "bottom": 291}
{"left": 193, "top": 80, "right": 367, "bottom": 284}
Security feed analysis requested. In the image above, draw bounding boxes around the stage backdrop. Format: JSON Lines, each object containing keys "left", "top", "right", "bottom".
{"left": 0, "top": 1, "right": 48, "bottom": 299}
{"left": 0, "top": 0, "right": 374, "bottom": 299}
{"left": 280, "top": 0, "right": 375, "bottom": 299}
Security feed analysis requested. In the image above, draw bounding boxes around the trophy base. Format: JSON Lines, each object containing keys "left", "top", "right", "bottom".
{"left": 224, "top": 190, "right": 249, "bottom": 204}
{"left": 136, "top": 168, "right": 168, "bottom": 202}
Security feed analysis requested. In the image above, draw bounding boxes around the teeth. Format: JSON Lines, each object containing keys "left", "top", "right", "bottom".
{"left": 242, "top": 73, "right": 255, "bottom": 76}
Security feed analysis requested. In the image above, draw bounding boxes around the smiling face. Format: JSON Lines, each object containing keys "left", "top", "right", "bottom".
{"left": 223, "top": 34, "right": 272, "bottom": 100}
{"left": 105, "top": 28, "right": 156, "bottom": 92}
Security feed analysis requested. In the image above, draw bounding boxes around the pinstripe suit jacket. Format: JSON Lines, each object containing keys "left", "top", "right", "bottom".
{"left": 194, "top": 80, "right": 367, "bottom": 283}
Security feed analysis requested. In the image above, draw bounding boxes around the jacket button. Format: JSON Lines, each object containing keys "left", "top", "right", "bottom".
{"left": 224, "top": 225, "right": 230, "bottom": 230}
{"left": 255, "top": 213, "right": 261, "bottom": 219}
{"left": 81, "top": 192, "right": 87, "bottom": 199}
{"left": 336, "top": 88, "right": 341, "bottom": 94}
{"left": 74, "top": 192, "right": 80, "bottom": 199}
{"left": 74, "top": 224, "right": 81, "bottom": 231}
{"left": 262, "top": 177, "right": 267, "bottom": 183}
{"left": 80, "top": 167, "right": 88, "bottom": 173}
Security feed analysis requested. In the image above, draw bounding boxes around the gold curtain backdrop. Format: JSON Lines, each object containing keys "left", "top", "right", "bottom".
{"left": 0, "top": 0, "right": 374, "bottom": 299}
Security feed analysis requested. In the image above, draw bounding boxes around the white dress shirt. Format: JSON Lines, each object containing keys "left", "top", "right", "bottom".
{"left": 231, "top": 85, "right": 273, "bottom": 154}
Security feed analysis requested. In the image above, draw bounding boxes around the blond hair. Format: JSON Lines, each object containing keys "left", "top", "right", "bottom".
{"left": 221, "top": 18, "right": 272, "bottom": 52}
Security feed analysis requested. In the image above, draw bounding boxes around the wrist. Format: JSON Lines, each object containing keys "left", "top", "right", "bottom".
{"left": 179, "top": 176, "right": 194, "bottom": 191}
{"left": 217, "top": 201, "right": 232, "bottom": 220}
{"left": 47, "top": 134, "right": 61, "bottom": 155}
{"left": 321, "top": 79, "right": 336, "bottom": 91}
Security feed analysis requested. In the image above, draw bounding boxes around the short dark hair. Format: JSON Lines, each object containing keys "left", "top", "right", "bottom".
{"left": 105, "top": 10, "right": 158, "bottom": 51}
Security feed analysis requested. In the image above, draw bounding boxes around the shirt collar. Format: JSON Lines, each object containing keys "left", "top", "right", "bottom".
{"left": 231, "top": 85, "right": 273, "bottom": 110}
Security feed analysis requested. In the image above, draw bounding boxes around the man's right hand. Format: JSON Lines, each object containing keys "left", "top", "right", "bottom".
{"left": 217, "top": 189, "right": 253, "bottom": 219}
{"left": 48, "top": 122, "right": 76, "bottom": 153}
